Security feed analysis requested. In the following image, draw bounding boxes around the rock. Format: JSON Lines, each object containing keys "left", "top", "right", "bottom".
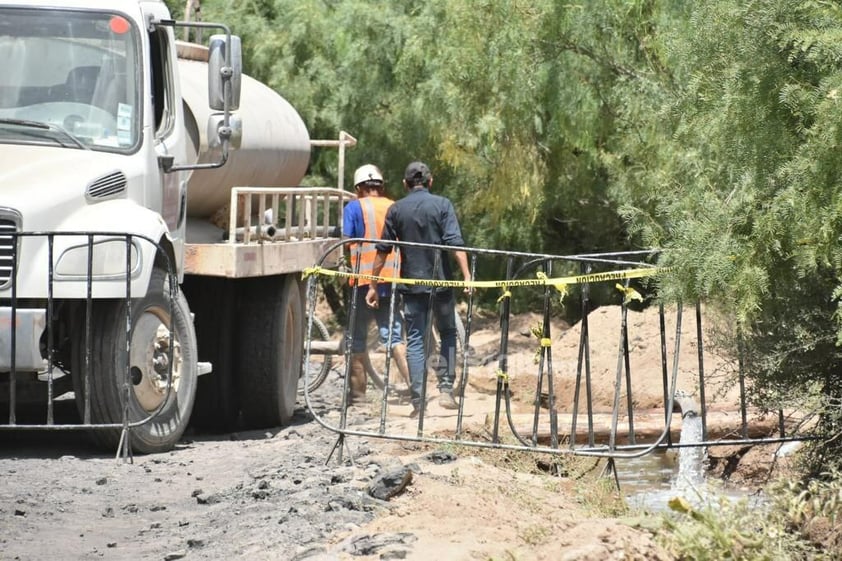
{"left": 367, "top": 467, "right": 412, "bottom": 500}
{"left": 380, "top": 547, "right": 409, "bottom": 560}
{"left": 251, "top": 489, "right": 270, "bottom": 500}
{"left": 291, "top": 545, "right": 336, "bottom": 560}
{"left": 195, "top": 493, "right": 221, "bottom": 505}
{"left": 340, "top": 533, "right": 417, "bottom": 556}
{"left": 424, "top": 451, "right": 457, "bottom": 464}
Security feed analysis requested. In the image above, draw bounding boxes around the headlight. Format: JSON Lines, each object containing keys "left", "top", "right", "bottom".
{"left": 54, "top": 237, "right": 141, "bottom": 279}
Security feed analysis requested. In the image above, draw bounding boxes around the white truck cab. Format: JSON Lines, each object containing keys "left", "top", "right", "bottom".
{"left": 0, "top": 0, "right": 256, "bottom": 453}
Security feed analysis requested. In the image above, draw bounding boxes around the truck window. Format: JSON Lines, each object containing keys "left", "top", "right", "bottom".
{"left": 149, "top": 28, "right": 175, "bottom": 139}
{"left": 0, "top": 8, "right": 140, "bottom": 152}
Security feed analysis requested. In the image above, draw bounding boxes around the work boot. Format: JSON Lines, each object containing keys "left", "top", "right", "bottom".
{"left": 348, "top": 353, "right": 368, "bottom": 405}
{"left": 409, "top": 402, "right": 423, "bottom": 419}
{"left": 438, "top": 390, "right": 459, "bottom": 410}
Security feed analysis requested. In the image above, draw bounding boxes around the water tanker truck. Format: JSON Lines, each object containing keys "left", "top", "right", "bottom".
{"left": 0, "top": 0, "right": 351, "bottom": 453}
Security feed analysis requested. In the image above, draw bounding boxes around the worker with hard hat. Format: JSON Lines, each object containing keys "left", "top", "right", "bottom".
{"left": 342, "top": 164, "right": 411, "bottom": 405}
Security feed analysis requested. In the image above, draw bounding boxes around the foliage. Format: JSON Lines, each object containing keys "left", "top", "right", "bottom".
{"left": 195, "top": 1, "right": 675, "bottom": 271}
{"left": 660, "top": 495, "right": 810, "bottom": 560}
{"left": 658, "top": 472, "right": 842, "bottom": 560}
{"left": 772, "top": 469, "right": 842, "bottom": 550}
{"left": 633, "top": 0, "right": 842, "bottom": 470}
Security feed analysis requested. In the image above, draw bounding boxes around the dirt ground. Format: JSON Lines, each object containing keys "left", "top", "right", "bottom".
{"left": 0, "top": 303, "right": 786, "bottom": 561}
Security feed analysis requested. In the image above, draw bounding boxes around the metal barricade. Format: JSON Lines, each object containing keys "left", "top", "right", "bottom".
{"left": 303, "top": 240, "right": 816, "bottom": 468}
{"left": 0, "top": 231, "right": 181, "bottom": 461}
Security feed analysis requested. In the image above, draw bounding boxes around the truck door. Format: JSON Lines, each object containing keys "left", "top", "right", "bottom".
{"left": 149, "top": 26, "right": 187, "bottom": 241}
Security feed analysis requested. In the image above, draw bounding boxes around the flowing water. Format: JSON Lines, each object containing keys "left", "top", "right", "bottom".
{"left": 614, "top": 414, "right": 757, "bottom": 512}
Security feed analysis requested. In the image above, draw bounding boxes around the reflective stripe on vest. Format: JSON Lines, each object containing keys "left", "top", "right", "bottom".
{"left": 349, "top": 196, "right": 400, "bottom": 286}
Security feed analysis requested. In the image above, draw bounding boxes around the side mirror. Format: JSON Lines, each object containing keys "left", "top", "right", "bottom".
{"left": 206, "top": 113, "right": 242, "bottom": 151}
{"left": 208, "top": 34, "right": 241, "bottom": 111}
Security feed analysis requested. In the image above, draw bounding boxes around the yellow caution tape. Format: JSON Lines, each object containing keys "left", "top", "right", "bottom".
{"left": 301, "top": 267, "right": 319, "bottom": 279}
{"left": 536, "top": 271, "right": 568, "bottom": 303}
{"left": 615, "top": 283, "right": 644, "bottom": 304}
{"left": 529, "top": 327, "right": 553, "bottom": 363}
{"left": 496, "top": 287, "right": 512, "bottom": 303}
{"left": 496, "top": 369, "right": 509, "bottom": 382}
{"left": 303, "top": 265, "right": 665, "bottom": 289}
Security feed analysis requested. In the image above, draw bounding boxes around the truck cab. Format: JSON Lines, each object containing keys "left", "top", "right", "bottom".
{"left": 0, "top": 0, "right": 241, "bottom": 453}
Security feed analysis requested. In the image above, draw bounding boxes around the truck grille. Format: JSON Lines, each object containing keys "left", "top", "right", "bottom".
{"left": 0, "top": 214, "right": 18, "bottom": 288}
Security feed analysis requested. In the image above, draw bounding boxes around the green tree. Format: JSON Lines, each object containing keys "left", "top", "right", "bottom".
{"left": 630, "top": 0, "right": 842, "bottom": 470}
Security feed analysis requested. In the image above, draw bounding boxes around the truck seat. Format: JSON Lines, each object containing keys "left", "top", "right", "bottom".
{"left": 64, "top": 66, "right": 100, "bottom": 104}
{"left": 90, "top": 59, "right": 127, "bottom": 117}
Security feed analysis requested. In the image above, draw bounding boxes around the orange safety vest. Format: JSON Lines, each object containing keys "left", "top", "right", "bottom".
{"left": 349, "top": 196, "right": 400, "bottom": 286}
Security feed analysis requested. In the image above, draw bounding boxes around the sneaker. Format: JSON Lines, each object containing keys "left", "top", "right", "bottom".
{"left": 438, "top": 391, "right": 459, "bottom": 410}
{"left": 409, "top": 404, "right": 422, "bottom": 419}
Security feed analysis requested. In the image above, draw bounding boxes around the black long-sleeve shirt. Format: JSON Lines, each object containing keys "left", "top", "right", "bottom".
{"left": 375, "top": 187, "right": 465, "bottom": 294}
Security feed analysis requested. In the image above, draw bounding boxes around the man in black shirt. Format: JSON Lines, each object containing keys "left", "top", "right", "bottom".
{"left": 365, "top": 161, "right": 472, "bottom": 417}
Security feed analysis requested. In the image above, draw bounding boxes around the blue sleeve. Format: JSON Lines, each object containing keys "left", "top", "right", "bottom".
{"left": 343, "top": 200, "right": 364, "bottom": 238}
{"left": 440, "top": 199, "right": 465, "bottom": 246}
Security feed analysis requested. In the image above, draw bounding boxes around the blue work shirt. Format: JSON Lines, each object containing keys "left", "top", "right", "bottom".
{"left": 343, "top": 198, "right": 393, "bottom": 297}
{"left": 375, "top": 187, "right": 465, "bottom": 294}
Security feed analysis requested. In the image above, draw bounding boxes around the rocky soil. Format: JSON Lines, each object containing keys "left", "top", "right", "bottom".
{"left": 0, "top": 304, "right": 784, "bottom": 561}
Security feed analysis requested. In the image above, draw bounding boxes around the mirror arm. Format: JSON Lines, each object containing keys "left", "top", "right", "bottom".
{"left": 152, "top": 18, "right": 234, "bottom": 173}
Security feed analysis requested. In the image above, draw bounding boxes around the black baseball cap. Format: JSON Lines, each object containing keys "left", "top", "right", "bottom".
{"left": 404, "top": 161, "right": 431, "bottom": 185}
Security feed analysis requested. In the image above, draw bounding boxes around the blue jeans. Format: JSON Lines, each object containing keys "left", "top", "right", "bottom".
{"left": 349, "top": 286, "right": 403, "bottom": 353}
{"left": 402, "top": 291, "right": 458, "bottom": 407}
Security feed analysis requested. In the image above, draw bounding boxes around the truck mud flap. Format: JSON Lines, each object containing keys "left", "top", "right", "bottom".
{"left": 0, "top": 231, "right": 183, "bottom": 461}
{"left": 302, "top": 240, "right": 816, "bottom": 479}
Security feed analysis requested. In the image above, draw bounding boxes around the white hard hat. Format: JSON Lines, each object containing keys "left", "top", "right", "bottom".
{"left": 353, "top": 164, "right": 384, "bottom": 187}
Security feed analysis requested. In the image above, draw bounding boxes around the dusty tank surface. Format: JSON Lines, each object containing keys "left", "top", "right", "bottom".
{"left": 176, "top": 42, "right": 311, "bottom": 220}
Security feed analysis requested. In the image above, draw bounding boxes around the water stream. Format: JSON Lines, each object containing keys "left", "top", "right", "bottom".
{"left": 614, "top": 413, "right": 752, "bottom": 512}
{"left": 672, "top": 413, "right": 706, "bottom": 493}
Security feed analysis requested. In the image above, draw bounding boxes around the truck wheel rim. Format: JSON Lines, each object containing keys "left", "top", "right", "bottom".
{"left": 130, "top": 307, "right": 182, "bottom": 412}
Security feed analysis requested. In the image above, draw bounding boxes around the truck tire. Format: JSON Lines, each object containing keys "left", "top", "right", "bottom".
{"left": 237, "top": 274, "right": 302, "bottom": 428}
{"left": 181, "top": 276, "right": 239, "bottom": 430}
{"left": 72, "top": 268, "right": 198, "bottom": 453}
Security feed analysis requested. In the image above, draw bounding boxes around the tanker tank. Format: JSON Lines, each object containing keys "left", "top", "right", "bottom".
{"left": 176, "top": 42, "right": 311, "bottom": 225}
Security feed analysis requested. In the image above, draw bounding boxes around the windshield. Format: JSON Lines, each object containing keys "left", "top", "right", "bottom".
{"left": 0, "top": 8, "right": 140, "bottom": 152}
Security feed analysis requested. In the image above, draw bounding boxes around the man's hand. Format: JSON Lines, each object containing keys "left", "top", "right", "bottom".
{"left": 366, "top": 251, "right": 388, "bottom": 308}
{"left": 365, "top": 285, "right": 380, "bottom": 308}
{"left": 454, "top": 251, "right": 473, "bottom": 295}
{"left": 463, "top": 273, "right": 474, "bottom": 296}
